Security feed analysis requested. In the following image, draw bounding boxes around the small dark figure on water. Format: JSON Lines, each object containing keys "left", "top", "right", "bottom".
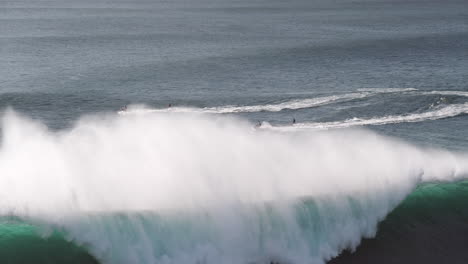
{"left": 168, "top": 103, "right": 172, "bottom": 108}
{"left": 293, "top": 118, "right": 296, "bottom": 124}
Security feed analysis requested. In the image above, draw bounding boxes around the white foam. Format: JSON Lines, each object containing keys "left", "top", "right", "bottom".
{"left": 424, "top": 90, "right": 468, "bottom": 97}
{"left": 0, "top": 110, "right": 467, "bottom": 264}
{"left": 118, "top": 88, "right": 429, "bottom": 116}
{"left": 278, "top": 103, "right": 468, "bottom": 130}
{"left": 119, "top": 88, "right": 418, "bottom": 115}
{"left": 357, "top": 88, "right": 417, "bottom": 93}
{"left": 203, "top": 93, "right": 368, "bottom": 113}
{"left": 118, "top": 93, "right": 368, "bottom": 115}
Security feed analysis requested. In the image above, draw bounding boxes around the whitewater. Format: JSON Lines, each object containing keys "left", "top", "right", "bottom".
{"left": 118, "top": 88, "right": 418, "bottom": 115}
{"left": 1, "top": 110, "right": 467, "bottom": 264}
{"left": 288, "top": 103, "right": 468, "bottom": 130}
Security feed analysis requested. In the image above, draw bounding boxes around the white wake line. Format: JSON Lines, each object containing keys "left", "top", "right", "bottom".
{"left": 359, "top": 89, "right": 468, "bottom": 98}
{"left": 271, "top": 103, "right": 468, "bottom": 131}
{"left": 117, "top": 92, "right": 368, "bottom": 115}
{"left": 203, "top": 92, "right": 368, "bottom": 113}
{"left": 423, "top": 91, "right": 468, "bottom": 97}
{"left": 117, "top": 89, "right": 468, "bottom": 116}
{"left": 357, "top": 88, "right": 417, "bottom": 93}
{"left": 119, "top": 88, "right": 420, "bottom": 115}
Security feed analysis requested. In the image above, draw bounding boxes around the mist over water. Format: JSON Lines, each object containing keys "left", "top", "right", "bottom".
{"left": 1, "top": 110, "right": 467, "bottom": 264}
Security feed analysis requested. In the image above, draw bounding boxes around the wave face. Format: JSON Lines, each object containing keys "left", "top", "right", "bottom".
{"left": 330, "top": 181, "right": 468, "bottom": 264}
{"left": 1, "top": 110, "right": 468, "bottom": 264}
{"left": 0, "top": 217, "right": 98, "bottom": 264}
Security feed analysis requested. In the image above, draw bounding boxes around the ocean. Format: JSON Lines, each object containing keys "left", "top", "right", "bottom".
{"left": 0, "top": 0, "right": 468, "bottom": 263}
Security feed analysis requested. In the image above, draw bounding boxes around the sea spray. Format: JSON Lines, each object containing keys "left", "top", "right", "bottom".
{"left": 0, "top": 110, "right": 467, "bottom": 264}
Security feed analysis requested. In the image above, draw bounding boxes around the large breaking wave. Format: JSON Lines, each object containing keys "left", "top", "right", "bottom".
{"left": 0, "top": 110, "right": 467, "bottom": 264}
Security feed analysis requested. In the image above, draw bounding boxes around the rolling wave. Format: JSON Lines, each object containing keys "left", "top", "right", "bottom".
{"left": 0, "top": 218, "right": 98, "bottom": 264}
{"left": 330, "top": 181, "right": 468, "bottom": 264}
{"left": 1, "top": 110, "right": 467, "bottom": 264}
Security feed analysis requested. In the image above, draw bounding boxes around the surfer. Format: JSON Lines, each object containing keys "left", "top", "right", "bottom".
{"left": 168, "top": 103, "right": 172, "bottom": 108}
{"left": 120, "top": 105, "right": 127, "bottom": 111}
{"left": 293, "top": 118, "right": 296, "bottom": 124}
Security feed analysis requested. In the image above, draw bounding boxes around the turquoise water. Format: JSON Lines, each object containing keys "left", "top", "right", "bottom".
{"left": 2, "top": 180, "right": 468, "bottom": 264}
{"left": 0, "top": 217, "right": 98, "bottom": 263}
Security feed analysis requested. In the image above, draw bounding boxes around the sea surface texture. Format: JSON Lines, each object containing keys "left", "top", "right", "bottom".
{"left": 1, "top": 0, "right": 468, "bottom": 263}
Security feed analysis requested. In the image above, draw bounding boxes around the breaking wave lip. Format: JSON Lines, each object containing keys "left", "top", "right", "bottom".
{"left": 118, "top": 88, "right": 420, "bottom": 115}
{"left": 1, "top": 110, "right": 468, "bottom": 264}
{"left": 274, "top": 103, "right": 468, "bottom": 130}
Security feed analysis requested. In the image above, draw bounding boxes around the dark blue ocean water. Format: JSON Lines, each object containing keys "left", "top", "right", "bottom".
{"left": 1, "top": 0, "right": 467, "bottom": 149}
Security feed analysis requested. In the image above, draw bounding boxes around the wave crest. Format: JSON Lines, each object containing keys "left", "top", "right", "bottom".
{"left": 1, "top": 111, "right": 467, "bottom": 264}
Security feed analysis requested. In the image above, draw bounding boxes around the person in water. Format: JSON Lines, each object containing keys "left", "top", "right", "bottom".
{"left": 293, "top": 118, "right": 296, "bottom": 124}
{"left": 168, "top": 103, "right": 172, "bottom": 107}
